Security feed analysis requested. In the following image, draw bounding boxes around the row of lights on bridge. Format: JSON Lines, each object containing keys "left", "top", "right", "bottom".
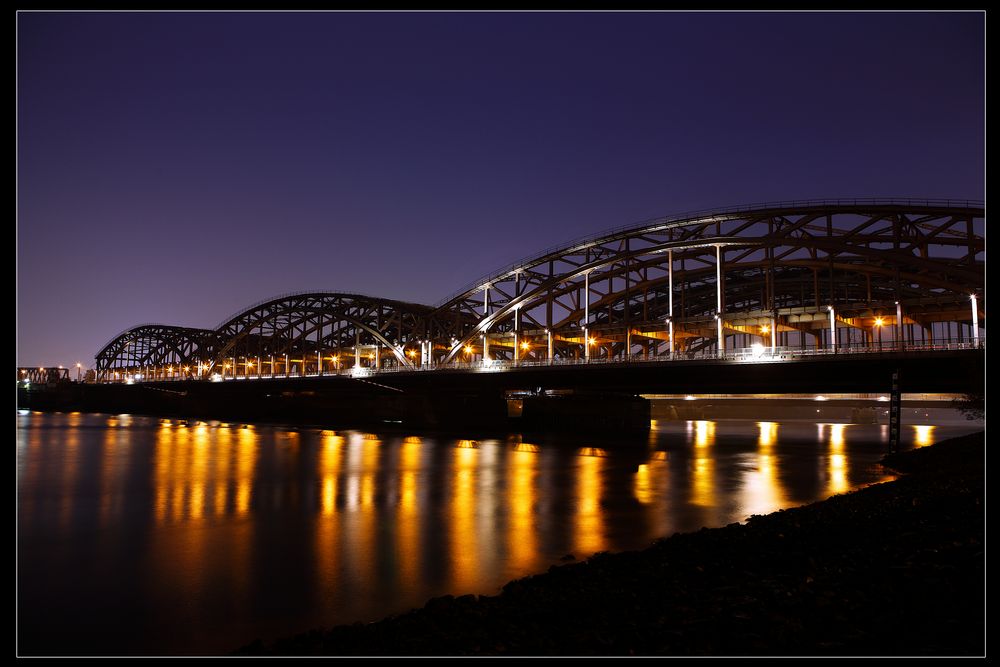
{"left": 62, "top": 293, "right": 985, "bottom": 379}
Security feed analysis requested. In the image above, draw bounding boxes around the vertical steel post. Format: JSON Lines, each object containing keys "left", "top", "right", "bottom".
{"left": 584, "top": 271, "right": 590, "bottom": 360}
{"left": 513, "top": 307, "right": 519, "bottom": 363}
{"left": 971, "top": 294, "right": 980, "bottom": 346}
{"left": 668, "top": 248, "right": 674, "bottom": 359}
{"left": 896, "top": 301, "right": 904, "bottom": 351}
{"left": 716, "top": 245, "right": 724, "bottom": 354}
{"left": 828, "top": 306, "right": 836, "bottom": 353}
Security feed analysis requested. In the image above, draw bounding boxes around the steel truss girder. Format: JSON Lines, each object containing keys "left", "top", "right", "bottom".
{"left": 432, "top": 204, "right": 984, "bottom": 363}
{"left": 207, "top": 292, "right": 451, "bottom": 371}
{"left": 94, "top": 203, "right": 984, "bottom": 373}
{"left": 95, "top": 325, "right": 217, "bottom": 371}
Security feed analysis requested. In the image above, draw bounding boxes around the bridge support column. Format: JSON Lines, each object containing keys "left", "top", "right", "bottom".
{"left": 547, "top": 329, "right": 553, "bottom": 364}
{"left": 770, "top": 315, "right": 777, "bottom": 352}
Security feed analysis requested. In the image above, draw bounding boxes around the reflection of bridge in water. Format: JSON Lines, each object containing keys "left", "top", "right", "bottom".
{"left": 95, "top": 200, "right": 984, "bottom": 389}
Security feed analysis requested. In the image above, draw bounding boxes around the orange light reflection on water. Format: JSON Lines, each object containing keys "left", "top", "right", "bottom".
{"left": 508, "top": 441, "right": 537, "bottom": 573}
{"left": 913, "top": 425, "right": 936, "bottom": 448}
{"left": 574, "top": 448, "right": 606, "bottom": 558}
{"left": 315, "top": 431, "right": 344, "bottom": 598}
{"left": 451, "top": 444, "right": 479, "bottom": 592}
{"left": 740, "top": 422, "right": 787, "bottom": 517}
{"left": 826, "top": 424, "right": 849, "bottom": 496}
{"left": 396, "top": 435, "right": 422, "bottom": 586}
{"left": 690, "top": 420, "right": 716, "bottom": 508}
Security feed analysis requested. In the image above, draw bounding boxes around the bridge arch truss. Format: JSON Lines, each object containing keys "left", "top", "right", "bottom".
{"left": 94, "top": 201, "right": 984, "bottom": 380}
{"left": 428, "top": 202, "right": 984, "bottom": 365}
{"left": 95, "top": 324, "right": 218, "bottom": 382}
{"left": 205, "top": 292, "right": 466, "bottom": 378}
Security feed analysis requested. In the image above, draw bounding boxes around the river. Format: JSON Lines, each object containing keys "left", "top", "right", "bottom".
{"left": 16, "top": 410, "right": 980, "bottom": 655}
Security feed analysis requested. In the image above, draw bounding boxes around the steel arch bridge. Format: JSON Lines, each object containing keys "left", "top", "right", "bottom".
{"left": 95, "top": 324, "right": 217, "bottom": 381}
{"left": 95, "top": 200, "right": 985, "bottom": 382}
{"left": 95, "top": 293, "right": 471, "bottom": 381}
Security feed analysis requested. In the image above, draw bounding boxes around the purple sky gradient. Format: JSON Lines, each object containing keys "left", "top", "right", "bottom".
{"left": 16, "top": 11, "right": 984, "bottom": 369}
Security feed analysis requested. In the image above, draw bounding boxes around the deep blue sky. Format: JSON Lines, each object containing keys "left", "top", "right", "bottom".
{"left": 17, "top": 11, "right": 984, "bottom": 369}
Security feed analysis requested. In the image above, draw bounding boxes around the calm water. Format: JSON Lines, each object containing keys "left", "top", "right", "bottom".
{"left": 16, "top": 410, "right": 980, "bottom": 656}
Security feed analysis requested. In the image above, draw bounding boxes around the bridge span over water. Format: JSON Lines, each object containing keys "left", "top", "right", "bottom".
{"left": 95, "top": 200, "right": 984, "bottom": 385}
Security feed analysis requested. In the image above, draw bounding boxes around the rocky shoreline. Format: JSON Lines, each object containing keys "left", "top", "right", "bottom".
{"left": 236, "top": 432, "right": 985, "bottom": 656}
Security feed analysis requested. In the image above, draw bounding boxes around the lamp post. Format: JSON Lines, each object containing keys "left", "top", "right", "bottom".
{"left": 971, "top": 294, "right": 980, "bottom": 347}
{"left": 828, "top": 306, "right": 836, "bottom": 353}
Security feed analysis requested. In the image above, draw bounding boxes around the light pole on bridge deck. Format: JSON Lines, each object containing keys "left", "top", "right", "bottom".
{"left": 668, "top": 248, "right": 674, "bottom": 359}
{"left": 667, "top": 318, "right": 674, "bottom": 359}
{"left": 583, "top": 270, "right": 591, "bottom": 361}
{"left": 715, "top": 244, "right": 724, "bottom": 356}
{"left": 828, "top": 306, "right": 836, "bottom": 353}
{"left": 971, "top": 294, "right": 980, "bottom": 347}
{"left": 895, "top": 301, "right": 904, "bottom": 351}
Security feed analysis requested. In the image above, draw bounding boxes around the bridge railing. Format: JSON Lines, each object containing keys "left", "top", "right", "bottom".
{"left": 97, "top": 339, "right": 983, "bottom": 383}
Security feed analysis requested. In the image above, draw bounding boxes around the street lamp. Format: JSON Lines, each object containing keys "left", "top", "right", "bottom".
{"left": 971, "top": 294, "right": 980, "bottom": 347}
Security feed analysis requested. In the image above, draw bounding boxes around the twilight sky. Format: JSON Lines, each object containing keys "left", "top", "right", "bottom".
{"left": 16, "top": 11, "right": 984, "bottom": 369}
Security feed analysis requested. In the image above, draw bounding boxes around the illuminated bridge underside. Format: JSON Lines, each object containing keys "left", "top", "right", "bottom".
{"left": 95, "top": 202, "right": 985, "bottom": 380}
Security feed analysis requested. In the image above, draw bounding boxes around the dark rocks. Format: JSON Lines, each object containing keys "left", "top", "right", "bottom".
{"left": 236, "top": 432, "right": 984, "bottom": 657}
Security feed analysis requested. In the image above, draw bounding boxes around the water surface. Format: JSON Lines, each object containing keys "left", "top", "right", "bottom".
{"left": 16, "top": 411, "right": 979, "bottom": 655}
